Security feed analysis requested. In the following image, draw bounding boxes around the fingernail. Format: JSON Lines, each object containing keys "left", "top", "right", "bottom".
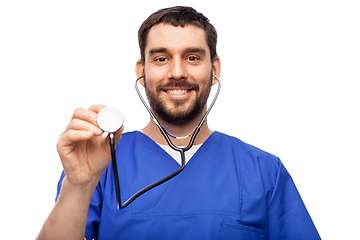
{"left": 102, "top": 132, "right": 109, "bottom": 138}
{"left": 95, "top": 127, "right": 103, "bottom": 135}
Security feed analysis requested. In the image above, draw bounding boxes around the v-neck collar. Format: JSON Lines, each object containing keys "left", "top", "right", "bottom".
{"left": 134, "top": 130, "right": 218, "bottom": 166}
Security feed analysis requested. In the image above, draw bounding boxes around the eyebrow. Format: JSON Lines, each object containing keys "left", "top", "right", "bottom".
{"left": 148, "top": 47, "right": 207, "bottom": 56}
{"left": 184, "top": 47, "right": 207, "bottom": 55}
{"left": 148, "top": 47, "right": 167, "bottom": 56}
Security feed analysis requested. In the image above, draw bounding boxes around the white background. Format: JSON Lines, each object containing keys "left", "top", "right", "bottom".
{"left": 1, "top": 0, "right": 359, "bottom": 239}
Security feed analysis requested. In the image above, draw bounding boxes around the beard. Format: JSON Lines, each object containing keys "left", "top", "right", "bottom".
{"left": 144, "top": 74, "right": 213, "bottom": 126}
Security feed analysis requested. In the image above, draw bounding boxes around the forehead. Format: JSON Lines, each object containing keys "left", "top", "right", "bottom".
{"left": 145, "top": 23, "right": 209, "bottom": 56}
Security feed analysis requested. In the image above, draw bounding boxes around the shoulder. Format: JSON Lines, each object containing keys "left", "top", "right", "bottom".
{"left": 213, "top": 131, "right": 282, "bottom": 187}
{"left": 117, "top": 130, "right": 151, "bottom": 147}
{"left": 213, "top": 131, "right": 281, "bottom": 165}
{"left": 120, "top": 130, "right": 145, "bottom": 140}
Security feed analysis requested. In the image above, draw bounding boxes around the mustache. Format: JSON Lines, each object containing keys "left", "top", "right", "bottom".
{"left": 156, "top": 81, "right": 200, "bottom": 91}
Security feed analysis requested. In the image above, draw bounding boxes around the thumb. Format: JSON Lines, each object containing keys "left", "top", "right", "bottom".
{"left": 112, "top": 125, "right": 124, "bottom": 149}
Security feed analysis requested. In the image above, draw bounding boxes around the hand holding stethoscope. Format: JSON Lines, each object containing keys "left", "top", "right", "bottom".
{"left": 56, "top": 105, "right": 124, "bottom": 194}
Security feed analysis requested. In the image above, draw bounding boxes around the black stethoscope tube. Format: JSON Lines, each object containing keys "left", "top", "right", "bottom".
{"left": 111, "top": 75, "right": 220, "bottom": 209}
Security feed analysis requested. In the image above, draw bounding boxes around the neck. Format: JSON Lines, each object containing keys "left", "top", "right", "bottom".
{"left": 142, "top": 110, "right": 213, "bottom": 146}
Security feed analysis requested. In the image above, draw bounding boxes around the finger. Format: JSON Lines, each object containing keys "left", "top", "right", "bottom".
{"left": 88, "top": 104, "right": 106, "bottom": 114}
{"left": 112, "top": 125, "right": 124, "bottom": 147}
{"left": 67, "top": 118, "right": 103, "bottom": 136}
{"left": 72, "top": 107, "right": 99, "bottom": 126}
{"left": 59, "top": 129, "right": 94, "bottom": 147}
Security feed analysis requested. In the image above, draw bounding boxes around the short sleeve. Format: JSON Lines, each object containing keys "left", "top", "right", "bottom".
{"left": 267, "top": 163, "right": 321, "bottom": 239}
{"left": 55, "top": 171, "right": 103, "bottom": 240}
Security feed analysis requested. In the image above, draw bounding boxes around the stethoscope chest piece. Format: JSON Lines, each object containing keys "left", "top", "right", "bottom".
{"left": 97, "top": 107, "right": 124, "bottom": 133}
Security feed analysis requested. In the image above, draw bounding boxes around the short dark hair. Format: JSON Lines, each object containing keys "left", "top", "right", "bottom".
{"left": 138, "top": 6, "right": 217, "bottom": 64}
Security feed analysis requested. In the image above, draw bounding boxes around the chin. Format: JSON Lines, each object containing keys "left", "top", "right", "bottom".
{"left": 154, "top": 101, "right": 206, "bottom": 126}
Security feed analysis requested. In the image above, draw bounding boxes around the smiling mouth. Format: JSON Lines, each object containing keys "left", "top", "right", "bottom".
{"left": 159, "top": 82, "right": 199, "bottom": 99}
{"left": 163, "top": 88, "right": 194, "bottom": 99}
{"left": 166, "top": 89, "right": 190, "bottom": 95}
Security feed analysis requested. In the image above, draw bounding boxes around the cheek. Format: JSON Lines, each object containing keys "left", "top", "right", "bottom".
{"left": 190, "top": 70, "right": 212, "bottom": 89}
{"left": 144, "top": 66, "right": 165, "bottom": 88}
{"left": 189, "top": 64, "right": 212, "bottom": 79}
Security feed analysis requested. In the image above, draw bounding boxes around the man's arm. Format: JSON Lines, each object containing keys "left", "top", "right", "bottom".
{"left": 267, "top": 162, "right": 321, "bottom": 239}
{"left": 36, "top": 177, "right": 97, "bottom": 240}
{"left": 36, "top": 105, "right": 123, "bottom": 240}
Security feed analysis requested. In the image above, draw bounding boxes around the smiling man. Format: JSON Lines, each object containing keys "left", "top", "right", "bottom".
{"left": 37, "top": 6, "right": 320, "bottom": 240}
{"left": 138, "top": 22, "right": 219, "bottom": 144}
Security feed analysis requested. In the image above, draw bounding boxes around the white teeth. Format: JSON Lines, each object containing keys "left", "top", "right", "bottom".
{"left": 167, "top": 89, "right": 188, "bottom": 95}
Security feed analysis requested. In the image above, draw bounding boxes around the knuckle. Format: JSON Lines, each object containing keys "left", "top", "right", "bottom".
{"left": 62, "top": 129, "right": 73, "bottom": 141}
{"left": 67, "top": 118, "right": 79, "bottom": 129}
{"left": 73, "top": 107, "right": 85, "bottom": 117}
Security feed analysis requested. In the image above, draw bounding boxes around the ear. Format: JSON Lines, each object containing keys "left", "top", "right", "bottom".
{"left": 135, "top": 59, "right": 145, "bottom": 86}
{"left": 211, "top": 56, "right": 221, "bottom": 85}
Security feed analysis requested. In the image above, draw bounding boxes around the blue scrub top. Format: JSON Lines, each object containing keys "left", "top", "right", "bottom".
{"left": 56, "top": 131, "right": 320, "bottom": 240}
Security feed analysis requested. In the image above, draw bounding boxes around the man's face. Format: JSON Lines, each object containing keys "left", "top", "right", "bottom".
{"left": 140, "top": 23, "right": 217, "bottom": 126}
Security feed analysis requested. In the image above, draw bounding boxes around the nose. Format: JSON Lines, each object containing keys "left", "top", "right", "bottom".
{"left": 167, "top": 56, "right": 188, "bottom": 81}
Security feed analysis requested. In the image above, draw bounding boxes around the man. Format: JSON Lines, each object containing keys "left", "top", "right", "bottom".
{"left": 37, "top": 6, "right": 321, "bottom": 240}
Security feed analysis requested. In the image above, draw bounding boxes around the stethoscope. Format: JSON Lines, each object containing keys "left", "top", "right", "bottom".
{"left": 97, "top": 74, "right": 220, "bottom": 209}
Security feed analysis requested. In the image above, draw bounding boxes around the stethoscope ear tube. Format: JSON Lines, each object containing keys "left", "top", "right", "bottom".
{"left": 111, "top": 74, "right": 221, "bottom": 209}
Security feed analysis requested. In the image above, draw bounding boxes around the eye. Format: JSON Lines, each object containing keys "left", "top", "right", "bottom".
{"left": 186, "top": 56, "right": 200, "bottom": 61}
{"left": 155, "top": 57, "right": 168, "bottom": 62}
